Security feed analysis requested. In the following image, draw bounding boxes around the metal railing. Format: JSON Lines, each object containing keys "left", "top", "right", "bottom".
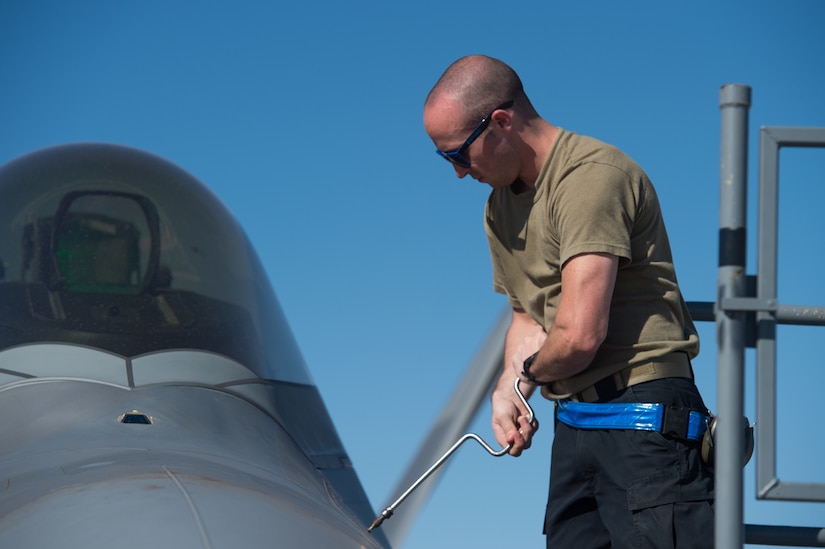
{"left": 686, "top": 84, "right": 825, "bottom": 548}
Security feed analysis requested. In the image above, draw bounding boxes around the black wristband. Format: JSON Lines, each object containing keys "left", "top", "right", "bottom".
{"left": 522, "top": 351, "right": 551, "bottom": 386}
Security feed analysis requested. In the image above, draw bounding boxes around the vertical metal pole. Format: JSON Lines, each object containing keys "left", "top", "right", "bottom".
{"left": 716, "top": 83, "right": 751, "bottom": 549}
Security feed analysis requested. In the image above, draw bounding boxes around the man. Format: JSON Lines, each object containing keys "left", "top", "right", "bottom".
{"left": 423, "top": 55, "right": 714, "bottom": 548}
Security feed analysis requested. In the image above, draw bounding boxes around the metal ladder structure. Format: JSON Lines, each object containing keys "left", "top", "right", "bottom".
{"left": 687, "top": 83, "right": 825, "bottom": 547}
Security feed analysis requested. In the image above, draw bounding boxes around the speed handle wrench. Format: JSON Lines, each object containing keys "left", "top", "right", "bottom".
{"left": 368, "top": 377, "right": 534, "bottom": 532}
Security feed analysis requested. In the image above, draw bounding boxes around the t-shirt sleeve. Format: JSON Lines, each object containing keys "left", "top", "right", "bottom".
{"left": 552, "top": 162, "right": 637, "bottom": 266}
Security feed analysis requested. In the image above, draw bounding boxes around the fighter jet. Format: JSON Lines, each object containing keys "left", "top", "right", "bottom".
{"left": 0, "top": 143, "right": 390, "bottom": 548}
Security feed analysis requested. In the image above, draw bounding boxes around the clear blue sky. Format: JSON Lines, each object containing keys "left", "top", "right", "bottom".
{"left": 2, "top": 2, "right": 824, "bottom": 547}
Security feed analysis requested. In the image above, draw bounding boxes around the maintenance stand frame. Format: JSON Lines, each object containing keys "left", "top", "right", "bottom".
{"left": 687, "top": 83, "right": 825, "bottom": 548}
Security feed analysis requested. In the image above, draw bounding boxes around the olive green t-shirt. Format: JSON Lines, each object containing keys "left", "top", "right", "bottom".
{"left": 484, "top": 129, "right": 698, "bottom": 399}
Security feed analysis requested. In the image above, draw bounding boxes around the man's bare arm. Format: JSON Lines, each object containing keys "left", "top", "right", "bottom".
{"left": 515, "top": 252, "right": 618, "bottom": 384}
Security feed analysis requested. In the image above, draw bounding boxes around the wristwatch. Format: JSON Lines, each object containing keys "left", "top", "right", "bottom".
{"left": 522, "top": 351, "right": 551, "bottom": 386}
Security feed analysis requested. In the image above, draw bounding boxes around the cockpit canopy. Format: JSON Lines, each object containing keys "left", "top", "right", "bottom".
{"left": 0, "top": 143, "right": 310, "bottom": 385}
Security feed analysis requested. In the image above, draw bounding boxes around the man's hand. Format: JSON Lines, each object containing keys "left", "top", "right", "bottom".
{"left": 491, "top": 380, "right": 539, "bottom": 457}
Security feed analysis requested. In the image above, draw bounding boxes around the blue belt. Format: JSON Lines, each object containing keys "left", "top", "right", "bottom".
{"left": 556, "top": 399, "right": 710, "bottom": 442}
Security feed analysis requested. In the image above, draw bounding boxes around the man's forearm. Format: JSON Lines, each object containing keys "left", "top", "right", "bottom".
{"left": 527, "top": 327, "right": 598, "bottom": 383}
{"left": 495, "top": 308, "right": 544, "bottom": 398}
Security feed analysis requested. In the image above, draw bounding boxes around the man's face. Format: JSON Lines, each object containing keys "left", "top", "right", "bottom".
{"left": 424, "top": 97, "right": 519, "bottom": 188}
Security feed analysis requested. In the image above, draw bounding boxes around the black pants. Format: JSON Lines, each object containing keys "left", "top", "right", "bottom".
{"left": 544, "top": 377, "right": 714, "bottom": 549}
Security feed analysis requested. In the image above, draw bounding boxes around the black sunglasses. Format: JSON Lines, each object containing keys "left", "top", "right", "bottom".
{"left": 436, "top": 100, "right": 514, "bottom": 169}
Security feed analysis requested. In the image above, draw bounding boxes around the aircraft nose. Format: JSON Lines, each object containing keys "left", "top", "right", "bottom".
{"left": 0, "top": 467, "right": 382, "bottom": 548}
{"left": 0, "top": 378, "right": 386, "bottom": 549}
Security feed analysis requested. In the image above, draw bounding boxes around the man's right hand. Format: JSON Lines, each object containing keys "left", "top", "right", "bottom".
{"left": 491, "top": 380, "right": 538, "bottom": 456}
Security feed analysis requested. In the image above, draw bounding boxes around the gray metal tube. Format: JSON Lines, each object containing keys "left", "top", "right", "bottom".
{"left": 746, "top": 524, "right": 825, "bottom": 547}
{"left": 716, "top": 83, "right": 751, "bottom": 549}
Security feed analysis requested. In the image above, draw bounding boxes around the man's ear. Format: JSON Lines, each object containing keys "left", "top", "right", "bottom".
{"left": 491, "top": 108, "right": 513, "bottom": 131}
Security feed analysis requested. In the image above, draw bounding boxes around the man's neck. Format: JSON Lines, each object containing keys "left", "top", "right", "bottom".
{"left": 519, "top": 121, "right": 560, "bottom": 190}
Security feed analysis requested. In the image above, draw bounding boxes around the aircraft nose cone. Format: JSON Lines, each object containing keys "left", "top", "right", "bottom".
{"left": 0, "top": 463, "right": 380, "bottom": 549}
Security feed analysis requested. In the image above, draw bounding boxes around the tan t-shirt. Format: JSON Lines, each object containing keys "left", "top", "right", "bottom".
{"left": 485, "top": 129, "right": 699, "bottom": 399}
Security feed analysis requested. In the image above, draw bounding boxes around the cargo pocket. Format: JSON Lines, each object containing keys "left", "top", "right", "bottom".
{"left": 627, "top": 471, "right": 714, "bottom": 549}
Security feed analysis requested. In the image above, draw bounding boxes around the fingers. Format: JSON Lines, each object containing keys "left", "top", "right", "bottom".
{"left": 492, "top": 383, "right": 538, "bottom": 457}
{"left": 509, "top": 414, "right": 539, "bottom": 456}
